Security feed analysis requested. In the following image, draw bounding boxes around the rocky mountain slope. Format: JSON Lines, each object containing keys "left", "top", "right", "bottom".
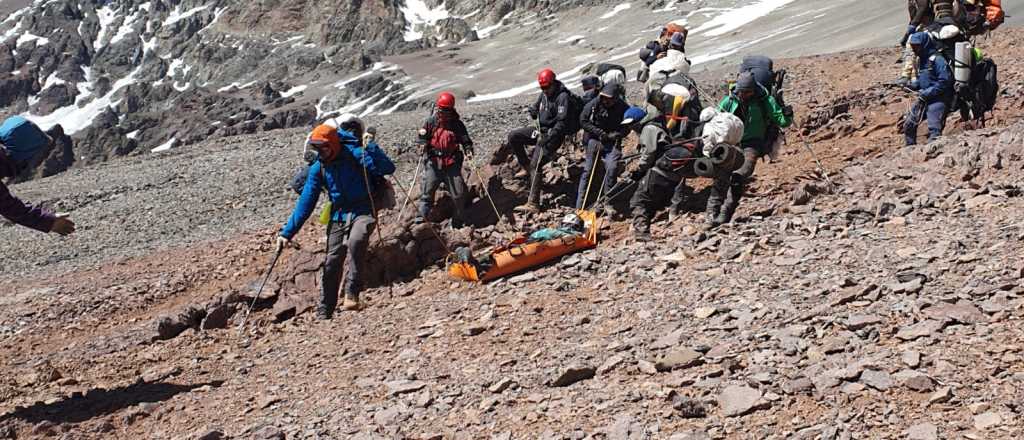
{"left": 1, "top": 22, "right": 1024, "bottom": 439}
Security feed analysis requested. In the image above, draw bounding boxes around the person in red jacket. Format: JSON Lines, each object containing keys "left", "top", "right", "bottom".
{"left": 0, "top": 117, "right": 75, "bottom": 235}
{"left": 416, "top": 92, "right": 474, "bottom": 227}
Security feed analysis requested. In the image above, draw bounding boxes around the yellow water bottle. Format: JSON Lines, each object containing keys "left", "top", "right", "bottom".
{"left": 318, "top": 201, "right": 332, "bottom": 225}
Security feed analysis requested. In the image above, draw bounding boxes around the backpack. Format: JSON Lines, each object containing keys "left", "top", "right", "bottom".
{"left": 740, "top": 56, "right": 776, "bottom": 93}
{"left": 985, "top": 0, "right": 1004, "bottom": 30}
{"left": 563, "top": 89, "right": 585, "bottom": 132}
{"left": 971, "top": 57, "right": 998, "bottom": 113}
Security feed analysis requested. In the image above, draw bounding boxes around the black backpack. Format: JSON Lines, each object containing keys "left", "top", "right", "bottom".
{"left": 740, "top": 55, "right": 776, "bottom": 93}
{"left": 563, "top": 89, "right": 585, "bottom": 132}
{"left": 972, "top": 57, "right": 998, "bottom": 113}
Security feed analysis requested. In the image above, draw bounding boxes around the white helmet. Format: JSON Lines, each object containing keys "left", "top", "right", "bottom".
{"left": 333, "top": 113, "right": 365, "bottom": 137}
{"left": 561, "top": 213, "right": 584, "bottom": 232}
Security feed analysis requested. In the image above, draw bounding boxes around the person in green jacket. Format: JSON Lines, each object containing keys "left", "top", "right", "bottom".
{"left": 706, "top": 71, "right": 793, "bottom": 227}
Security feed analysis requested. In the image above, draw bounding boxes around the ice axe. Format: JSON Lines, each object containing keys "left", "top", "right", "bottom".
{"left": 237, "top": 244, "right": 287, "bottom": 334}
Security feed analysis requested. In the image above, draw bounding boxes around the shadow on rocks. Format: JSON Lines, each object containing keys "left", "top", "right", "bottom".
{"left": 0, "top": 380, "right": 223, "bottom": 425}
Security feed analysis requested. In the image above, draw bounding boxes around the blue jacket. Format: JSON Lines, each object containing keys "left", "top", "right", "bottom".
{"left": 910, "top": 32, "right": 954, "bottom": 102}
{"left": 280, "top": 129, "right": 395, "bottom": 239}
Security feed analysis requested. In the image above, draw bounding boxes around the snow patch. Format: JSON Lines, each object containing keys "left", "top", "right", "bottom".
{"left": 600, "top": 3, "right": 631, "bottom": 20}
{"left": 110, "top": 8, "right": 144, "bottom": 45}
{"left": 217, "top": 80, "right": 257, "bottom": 93}
{"left": 24, "top": 65, "right": 143, "bottom": 135}
{"left": 126, "top": 130, "right": 139, "bottom": 139}
{"left": 690, "top": 0, "right": 797, "bottom": 38}
{"left": 400, "top": 0, "right": 449, "bottom": 42}
{"left": 655, "top": 1, "right": 677, "bottom": 12}
{"left": 280, "top": 85, "right": 308, "bottom": 98}
{"left": 151, "top": 137, "right": 176, "bottom": 153}
{"left": 93, "top": 5, "right": 117, "bottom": 51}
{"left": 40, "top": 71, "right": 66, "bottom": 91}
{"left": 163, "top": 4, "right": 210, "bottom": 27}
{"left": 558, "top": 35, "right": 585, "bottom": 45}
{"left": 16, "top": 33, "right": 49, "bottom": 46}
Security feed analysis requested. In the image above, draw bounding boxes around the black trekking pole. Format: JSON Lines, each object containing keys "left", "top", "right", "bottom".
{"left": 237, "top": 246, "right": 285, "bottom": 334}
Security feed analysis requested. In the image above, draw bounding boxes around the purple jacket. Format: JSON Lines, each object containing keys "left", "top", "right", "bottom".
{"left": 0, "top": 151, "right": 55, "bottom": 233}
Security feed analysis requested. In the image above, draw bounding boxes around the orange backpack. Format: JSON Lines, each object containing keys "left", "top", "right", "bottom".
{"left": 985, "top": 0, "right": 1004, "bottom": 30}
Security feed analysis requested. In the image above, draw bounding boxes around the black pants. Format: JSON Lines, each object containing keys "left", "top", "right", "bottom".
{"left": 507, "top": 126, "right": 565, "bottom": 205}
{"left": 321, "top": 214, "right": 375, "bottom": 315}
{"left": 629, "top": 170, "right": 691, "bottom": 231}
{"left": 707, "top": 145, "right": 760, "bottom": 220}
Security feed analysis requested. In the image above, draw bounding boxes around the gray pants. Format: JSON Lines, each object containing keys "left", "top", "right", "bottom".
{"left": 576, "top": 138, "right": 622, "bottom": 209}
{"left": 418, "top": 158, "right": 467, "bottom": 222}
{"left": 321, "top": 214, "right": 375, "bottom": 315}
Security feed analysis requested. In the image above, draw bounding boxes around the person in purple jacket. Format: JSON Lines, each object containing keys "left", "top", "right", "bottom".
{"left": 0, "top": 116, "right": 75, "bottom": 235}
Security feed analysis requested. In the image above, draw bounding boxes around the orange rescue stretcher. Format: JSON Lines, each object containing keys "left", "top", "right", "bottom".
{"left": 447, "top": 210, "right": 600, "bottom": 282}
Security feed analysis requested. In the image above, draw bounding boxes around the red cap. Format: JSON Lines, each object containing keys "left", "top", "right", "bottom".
{"left": 436, "top": 91, "right": 455, "bottom": 109}
{"left": 537, "top": 68, "right": 556, "bottom": 88}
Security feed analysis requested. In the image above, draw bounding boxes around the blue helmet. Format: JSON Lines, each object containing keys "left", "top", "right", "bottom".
{"left": 622, "top": 106, "right": 647, "bottom": 125}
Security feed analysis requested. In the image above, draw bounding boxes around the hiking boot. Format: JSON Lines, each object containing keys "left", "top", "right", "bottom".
{"left": 514, "top": 203, "right": 540, "bottom": 214}
{"left": 633, "top": 228, "right": 652, "bottom": 242}
{"left": 342, "top": 293, "right": 361, "bottom": 311}
{"left": 315, "top": 306, "right": 333, "bottom": 320}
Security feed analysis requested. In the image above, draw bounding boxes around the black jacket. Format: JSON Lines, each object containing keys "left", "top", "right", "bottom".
{"left": 529, "top": 80, "right": 573, "bottom": 142}
{"left": 580, "top": 96, "right": 628, "bottom": 142}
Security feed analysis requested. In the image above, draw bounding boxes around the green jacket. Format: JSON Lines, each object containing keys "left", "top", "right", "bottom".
{"left": 718, "top": 91, "right": 792, "bottom": 145}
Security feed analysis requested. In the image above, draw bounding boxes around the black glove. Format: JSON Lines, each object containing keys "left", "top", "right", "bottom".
{"left": 608, "top": 132, "right": 624, "bottom": 143}
{"left": 782, "top": 105, "right": 794, "bottom": 120}
{"left": 527, "top": 107, "right": 538, "bottom": 120}
{"left": 628, "top": 169, "right": 646, "bottom": 182}
{"left": 463, "top": 143, "right": 475, "bottom": 157}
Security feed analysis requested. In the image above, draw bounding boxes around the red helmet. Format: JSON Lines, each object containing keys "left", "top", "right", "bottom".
{"left": 537, "top": 68, "right": 556, "bottom": 88}
{"left": 436, "top": 91, "right": 455, "bottom": 109}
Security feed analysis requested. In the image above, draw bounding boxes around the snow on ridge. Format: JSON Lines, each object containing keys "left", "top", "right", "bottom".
{"left": 16, "top": 33, "right": 49, "bottom": 46}
{"left": 151, "top": 137, "right": 176, "bottom": 153}
{"left": 474, "top": 12, "right": 511, "bottom": 39}
{"left": 40, "top": 71, "right": 66, "bottom": 91}
{"left": 690, "top": 0, "right": 797, "bottom": 38}
{"left": 558, "top": 35, "right": 585, "bottom": 45}
{"left": 94, "top": 4, "right": 117, "bottom": 51}
{"left": 216, "top": 80, "right": 257, "bottom": 93}
{"left": 163, "top": 4, "right": 211, "bottom": 27}
{"left": 281, "top": 85, "right": 308, "bottom": 98}
{"left": 25, "top": 65, "right": 144, "bottom": 135}
{"left": 400, "top": 0, "right": 449, "bottom": 42}
{"left": 600, "top": 3, "right": 631, "bottom": 20}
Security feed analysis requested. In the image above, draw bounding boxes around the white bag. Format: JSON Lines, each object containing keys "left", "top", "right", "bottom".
{"left": 700, "top": 107, "right": 744, "bottom": 155}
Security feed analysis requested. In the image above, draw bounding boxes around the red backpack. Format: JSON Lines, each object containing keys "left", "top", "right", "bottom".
{"left": 424, "top": 114, "right": 461, "bottom": 167}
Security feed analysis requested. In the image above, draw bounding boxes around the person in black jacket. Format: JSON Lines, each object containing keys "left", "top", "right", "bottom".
{"left": 505, "top": 68, "right": 575, "bottom": 211}
{"left": 576, "top": 83, "right": 629, "bottom": 210}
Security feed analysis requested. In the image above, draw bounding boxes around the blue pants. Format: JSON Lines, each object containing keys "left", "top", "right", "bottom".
{"left": 576, "top": 139, "right": 622, "bottom": 209}
{"left": 904, "top": 99, "right": 947, "bottom": 146}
